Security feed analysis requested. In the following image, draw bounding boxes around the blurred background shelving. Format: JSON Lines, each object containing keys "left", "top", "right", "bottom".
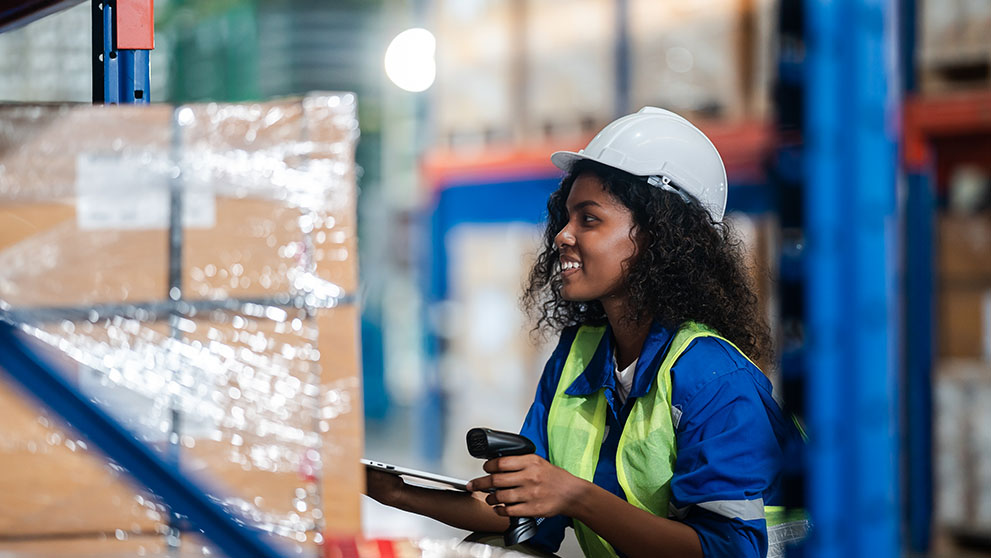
{"left": 1, "top": 0, "right": 990, "bottom": 556}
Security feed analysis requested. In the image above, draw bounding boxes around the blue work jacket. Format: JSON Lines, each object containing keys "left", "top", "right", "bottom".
{"left": 519, "top": 320, "right": 802, "bottom": 558}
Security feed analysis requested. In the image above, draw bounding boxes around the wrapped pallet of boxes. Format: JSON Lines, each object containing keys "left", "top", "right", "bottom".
{"left": 0, "top": 94, "right": 363, "bottom": 556}
{"left": 630, "top": 0, "right": 752, "bottom": 121}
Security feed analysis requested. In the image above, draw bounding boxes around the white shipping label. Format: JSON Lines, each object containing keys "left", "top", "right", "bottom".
{"left": 76, "top": 154, "right": 215, "bottom": 230}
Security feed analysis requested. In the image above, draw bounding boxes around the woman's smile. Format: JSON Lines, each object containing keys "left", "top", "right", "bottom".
{"left": 560, "top": 258, "right": 583, "bottom": 279}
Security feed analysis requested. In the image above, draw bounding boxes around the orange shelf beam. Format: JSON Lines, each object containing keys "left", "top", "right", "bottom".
{"left": 422, "top": 120, "right": 776, "bottom": 192}
{"left": 904, "top": 90, "right": 991, "bottom": 169}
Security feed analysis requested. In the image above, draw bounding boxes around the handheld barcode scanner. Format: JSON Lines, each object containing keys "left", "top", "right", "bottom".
{"left": 466, "top": 427, "right": 538, "bottom": 546}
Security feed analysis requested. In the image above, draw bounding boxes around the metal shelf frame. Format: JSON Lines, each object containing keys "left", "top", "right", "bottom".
{"left": 901, "top": 89, "right": 991, "bottom": 553}
{"left": 803, "top": 1, "right": 902, "bottom": 557}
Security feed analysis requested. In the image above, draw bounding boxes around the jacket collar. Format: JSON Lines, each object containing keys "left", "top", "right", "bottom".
{"left": 564, "top": 320, "right": 675, "bottom": 399}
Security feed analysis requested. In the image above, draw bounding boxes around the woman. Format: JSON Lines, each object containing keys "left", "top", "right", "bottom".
{"left": 366, "top": 108, "right": 805, "bottom": 558}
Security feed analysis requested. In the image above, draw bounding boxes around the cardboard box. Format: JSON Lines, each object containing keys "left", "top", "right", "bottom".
{"left": 524, "top": 0, "right": 615, "bottom": 137}
{"left": 939, "top": 214, "right": 991, "bottom": 282}
{"left": 938, "top": 285, "right": 991, "bottom": 360}
{"left": 629, "top": 0, "right": 747, "bottom": 121}
{"left": 919, "top": 0, "right": 991, "bottom": 92}
{"left": 0, "top": 95, "right": 363, "bottom": 547}
{"left": 433, "top": 0, "right": 516, "bottom": 143}
{"left": 938, "top": 214, "right": 991, "bottom": 360}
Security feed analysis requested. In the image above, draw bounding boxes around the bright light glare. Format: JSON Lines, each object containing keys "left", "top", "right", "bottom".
{"left": 384, "top": 28, "right": 436, "bottom": 93}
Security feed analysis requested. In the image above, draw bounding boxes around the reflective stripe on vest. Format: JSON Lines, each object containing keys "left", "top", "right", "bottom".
{"left": 546, "top": 322, "right": 808, "bottom": 558}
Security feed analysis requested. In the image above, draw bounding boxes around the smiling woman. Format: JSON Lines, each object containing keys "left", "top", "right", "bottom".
{"left": 366, "top": 107, "right": 807, "bottom": 558}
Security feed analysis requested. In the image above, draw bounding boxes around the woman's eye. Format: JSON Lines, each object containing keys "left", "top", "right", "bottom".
{"left": 581, "top": 214, "right": 597, "bottom": 224}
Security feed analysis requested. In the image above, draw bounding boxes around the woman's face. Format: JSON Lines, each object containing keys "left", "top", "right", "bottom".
{"left": 554, "top": 172, "right": 639, "bottom": 303}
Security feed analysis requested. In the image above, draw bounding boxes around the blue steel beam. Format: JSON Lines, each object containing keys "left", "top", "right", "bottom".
{"left": 0, "top": 321, "right": 291, "bottom": 558}
{"left": 101, "top": 1, "right": 119, "bottom": 103}
{"left": 904, "top": 170, "right": 933, "bottom": 553}
{"left": 804, "top": 0, "right": 901, "bottom": 557}
{"left": 899, "top": 0, "right": 933, "bottom": 552}
{"left": 120, "top": 48, "right": 150, "bottom": 102}
{"left": 99, "top": 1, "right": 150, "bottom": 104}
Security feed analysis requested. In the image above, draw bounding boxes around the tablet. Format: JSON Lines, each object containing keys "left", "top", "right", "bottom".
{"left": 362, "top": 458, "right": 470, "bottom": 492}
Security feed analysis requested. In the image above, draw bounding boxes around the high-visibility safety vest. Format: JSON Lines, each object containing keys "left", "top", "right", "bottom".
{"left": 546, "top": 322, "right": 809, "bottom": 558}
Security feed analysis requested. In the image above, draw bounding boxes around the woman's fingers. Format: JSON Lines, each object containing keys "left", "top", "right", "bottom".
{"left": 486, "top": 488, "right": 521, "bottom": 505}
{"left": 482, "top": 455, "right": 530, "bottom": 474}
{"left": 470, "top": 454, "right": 574, "bottom": 518}
{"left": 467, "top": 470, "right": 525, "bottom": 492}
{"left": 493, "top": 502, "right": 540, "bottom": 517}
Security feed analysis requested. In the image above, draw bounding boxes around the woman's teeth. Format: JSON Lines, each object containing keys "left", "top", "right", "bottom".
{"left": 561, "top": 261, "right": 582, "bottom": 271}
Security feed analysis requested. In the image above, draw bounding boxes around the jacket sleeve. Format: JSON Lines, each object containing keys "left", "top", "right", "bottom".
{"left": 670, "top": 367, "right": 782, "bottom": 558}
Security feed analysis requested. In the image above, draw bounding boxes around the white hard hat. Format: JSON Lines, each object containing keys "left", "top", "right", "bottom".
{"left": 551, "top": 107, "right": 728, "bottom": 222}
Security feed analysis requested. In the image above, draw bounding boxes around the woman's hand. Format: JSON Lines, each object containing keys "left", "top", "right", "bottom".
{"left": 364, "top": 468, "right": 406, "bottom": 507}
{"left": 466, "top": 454, "right": 590, "bottom": 518}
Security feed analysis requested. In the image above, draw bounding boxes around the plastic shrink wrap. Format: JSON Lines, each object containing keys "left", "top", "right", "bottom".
{"left": 0, "top": 94, "right": 362, "bottom": 556}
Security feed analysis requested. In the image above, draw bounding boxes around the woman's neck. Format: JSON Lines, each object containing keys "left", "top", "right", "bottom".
{"left": 602, "top": 298, "right": 650, "bottom": 370}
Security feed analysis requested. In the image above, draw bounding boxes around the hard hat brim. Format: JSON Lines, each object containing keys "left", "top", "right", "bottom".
{"left": 550, "top": 151, "right": 590, "bottom": 173}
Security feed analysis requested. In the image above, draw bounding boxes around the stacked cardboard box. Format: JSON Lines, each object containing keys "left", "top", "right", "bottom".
{"left": 919, "top": 0, "right": 991, "bottom": 92}
{"left": 630, "top": 0, "right": 753, "bottom": 121}
{"left": 431, "top": 0, "right": 777, "bottom": 147}
{"left": 433, "top": 0, "right": 516, "bottom": 146}
{"left": 935, "top": 213, "right": 991, "bottom": 542}
{"left": 0, "top": 94, "right": 363, "bottom": 555}
{"left": 938, "top": 214, "right": 991, "bottom": 360}
{"left": 523, "top": 0, "right": 615, "bottom": 137}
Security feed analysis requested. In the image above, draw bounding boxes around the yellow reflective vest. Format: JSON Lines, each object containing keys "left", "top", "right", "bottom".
{"left": 546, "top": 321, "right": 808, "bottom": 558}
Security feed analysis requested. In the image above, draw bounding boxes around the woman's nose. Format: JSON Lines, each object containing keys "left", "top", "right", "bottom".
{"left": 555, "top": 226, "right": 575, "bottom": 250}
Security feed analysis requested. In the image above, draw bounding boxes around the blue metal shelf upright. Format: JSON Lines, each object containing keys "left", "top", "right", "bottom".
{"left": 802, "top": 0, "right": 902, "bottom": 557}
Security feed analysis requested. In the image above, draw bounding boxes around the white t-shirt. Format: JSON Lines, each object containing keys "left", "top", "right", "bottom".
{"left": 614, "top": 355, "right": 638, "bottom": 405}
{"left": 604, "top": 356, "right": 639, "bottom": 441}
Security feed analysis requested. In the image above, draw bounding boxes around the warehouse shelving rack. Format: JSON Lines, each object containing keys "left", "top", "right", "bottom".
{"left": 903, "top": 89, "right": 991, "bottom": 554}
{"left": 0, "top": 2, "right": 317, "bottom": 557}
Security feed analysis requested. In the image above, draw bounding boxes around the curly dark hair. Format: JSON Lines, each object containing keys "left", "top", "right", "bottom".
{"left": 522, "top": 159, "right": 772, "bottom": 363}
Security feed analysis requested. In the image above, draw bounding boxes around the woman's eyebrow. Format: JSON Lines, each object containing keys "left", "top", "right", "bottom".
{"left": 568, "top": 200, "right": 603, "bottom": 212}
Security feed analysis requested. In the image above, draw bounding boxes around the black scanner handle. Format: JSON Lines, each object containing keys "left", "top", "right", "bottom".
{"left": 466, "top": 427, "right": 539, "bottom": 546}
